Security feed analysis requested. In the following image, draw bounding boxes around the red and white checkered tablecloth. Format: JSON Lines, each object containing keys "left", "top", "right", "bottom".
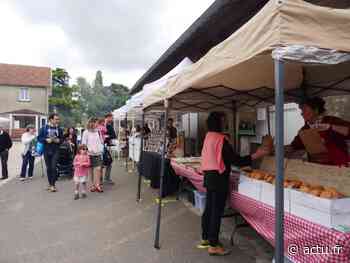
{"left": 170, "top": 160, "right": 239, "bottom": 193}
{"left": 171, "top": 160, "right": 206, "bottom": 192}
{"left": 171, "top": 160, "right": 350, "bottom": 263}
{"left": 231, "top": 191, "right": 350, "bottom": 263}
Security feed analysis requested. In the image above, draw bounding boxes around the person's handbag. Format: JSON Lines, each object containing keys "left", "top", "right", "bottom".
{"left": 35, "top": 141, "right": 45, "bottom": 156}
{"left": 103, "top": 146, "right": 113, "bottom": 166}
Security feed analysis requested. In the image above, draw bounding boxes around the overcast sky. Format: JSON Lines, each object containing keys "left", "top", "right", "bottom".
{"left": 0, "top": 0, "right": 215, "bottom": 88}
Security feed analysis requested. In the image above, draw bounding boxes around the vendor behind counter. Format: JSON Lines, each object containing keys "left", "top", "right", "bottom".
{"left": 289, "top": 97, "right": 350, "bottom": 166}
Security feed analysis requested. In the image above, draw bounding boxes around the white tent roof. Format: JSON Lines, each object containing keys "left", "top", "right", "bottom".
{"left": 145, "top": 0, "right": 350, "bottom": 112}
{"left": 0, "top": 117, "right": 10, "bottom": 122}
{"left": 142, "top": 57, "right": 193, "bottom": 111}
{"left": 113, "top": 58, "right": 193, "bottom": 119}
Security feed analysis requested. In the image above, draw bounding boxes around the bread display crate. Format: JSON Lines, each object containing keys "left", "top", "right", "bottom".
{"left": 194, "top": 191, "right": 206, "bottom": 214}
{"left": 260, "top": 181, "right": 291, "bottom": 212}
{"left": 290, "top": 189, "right": 350, "bottom": 229}
{"left": 238, "top": 175, "right": 262, "bottom": 200}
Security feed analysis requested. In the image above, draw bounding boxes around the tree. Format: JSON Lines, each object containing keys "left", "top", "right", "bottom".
{"left": 93, "top": 70, "right": 103, "bottom": 90}
{"left": 77, "top": 71, "right": 130, "bottom": 118}
{"left": 49, "top": 68, "right": 80, "bottom": 127}
{"left": 50, "top": 70, "right": 131, "bottom": 127}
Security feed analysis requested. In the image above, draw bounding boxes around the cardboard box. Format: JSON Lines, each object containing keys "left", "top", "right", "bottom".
{"left": 260, "top": 181, "right": 291, "bottom": 212}
{"left": 238, "top": 175, "right": 262, "bottom": 201}
{"left": 299, "top": 129, "right": 328, "bottom": 155}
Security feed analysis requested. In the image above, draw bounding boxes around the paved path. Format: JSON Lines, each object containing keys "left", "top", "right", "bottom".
{"left": 0, "top": 160, "right": 273, "bottom": 263}
{"left": 0, "top": 142, "right": 42, "bottom": 187}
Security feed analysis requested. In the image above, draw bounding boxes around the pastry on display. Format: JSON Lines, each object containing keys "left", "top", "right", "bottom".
{"left": 299, "top": 185, "right": 312, "bottom": 193}
{"left": 320, "top": 191, "right": 334, "bottom": 199}
{"left": 249, "top": 170, "right": 269, "bottom": 180}
{"left": 310, "top": 188, "right": 323, "bottom": 197}
{"left": 319, "top": 187, "right": 345, "bottom": 199}
{"left": 240, "top": 167, "right": 347, "bottom": 199}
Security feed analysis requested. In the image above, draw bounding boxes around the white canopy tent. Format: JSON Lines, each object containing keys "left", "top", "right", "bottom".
{"left": 161, "top": 0, "right": 350, "bottom": 110}
{"left": 147, "top": 0, "right": 350, "bottom": 259}
{"left": 0, "top": 117, "right": 10, "bottom": 123}
{"left": 142, "top": 57, "right": 193, "bottom": 112}
{"left": 113, "top": 57, "right": 194, "bottom": 125}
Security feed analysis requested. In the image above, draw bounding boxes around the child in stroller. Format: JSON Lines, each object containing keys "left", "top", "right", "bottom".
{"left": 56, "top": 136, "right": 74, "bottom": 179}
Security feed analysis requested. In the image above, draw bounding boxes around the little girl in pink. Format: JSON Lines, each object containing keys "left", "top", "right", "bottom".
{"left": 73, "top": 144, "right": 91, "bottom": 200}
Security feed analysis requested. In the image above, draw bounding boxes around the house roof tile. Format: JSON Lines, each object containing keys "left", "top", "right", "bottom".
{"left": 0, "top": 63, "right": 51, "bottom": 87}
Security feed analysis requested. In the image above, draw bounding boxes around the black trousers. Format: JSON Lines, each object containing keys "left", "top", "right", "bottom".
{"left": 0, "top": 150, "right": 9, "bottom": 178}
{"left": 201, "top": 189, "right": 228, "bottom": 246}
{"left": 44, "top": 151, "right": 59, "bottom": 186}
{"left": 20, "top": 152, "right": 35, "bottom": 178}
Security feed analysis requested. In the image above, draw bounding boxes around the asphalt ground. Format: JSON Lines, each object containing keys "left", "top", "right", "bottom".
{"left": 0, "top": 158, "right": 273, "bottom": 263}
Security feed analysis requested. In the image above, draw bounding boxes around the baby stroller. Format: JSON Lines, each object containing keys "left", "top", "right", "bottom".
{"left": 56, "top": 141, "right": 74, "bottom": 179}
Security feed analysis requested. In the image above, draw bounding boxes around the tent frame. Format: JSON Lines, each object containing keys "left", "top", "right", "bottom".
{"left": 148, "top": 59, "right": 350, "bottom": 263}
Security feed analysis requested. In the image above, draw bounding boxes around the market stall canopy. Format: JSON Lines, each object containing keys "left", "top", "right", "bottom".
{"left": 0, "top": 117, "right": 10, "bottom": 123}
{"left": 142, "top": 58, "right": 193, "bottom": 111}
{"left": 113, "top": 94, "right": 162, "bottom": 121}
{"left": 162, "top": 0, "right": 350, "bottom": 111}
{"left": 113, "top": 104, "right": 131, "bottom": 120}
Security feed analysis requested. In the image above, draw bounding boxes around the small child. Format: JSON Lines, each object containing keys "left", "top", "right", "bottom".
{"left": 73, "top": 144, "right": 91, "bottom": 200}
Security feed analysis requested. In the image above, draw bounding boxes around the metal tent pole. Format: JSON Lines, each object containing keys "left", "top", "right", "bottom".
{"left": 154, "top": 99, "right": 169, "bottom": 249}
{"left": 137, "top": 112, "right": 145, "bottom": 202}
{"left": 196, "top": 113, "right": 199, "bottom": 156}
{"left": 188, "top": 113, "right": 191, "bottom": 156}
{"left": 125, "top": 113, "right": 128, "bottom": 171}
{"left": 274, "top": 59, "right": 285, "bottom": 263}
{"left": 266, "top": 106, "right": 271, "bottom": 136}
{"left": 232, "top": 101, "right": 237, "bottom": 153}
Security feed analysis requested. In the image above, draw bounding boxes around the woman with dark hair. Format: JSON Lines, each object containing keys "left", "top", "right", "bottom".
{"left": 198, "top": 112, "right": 270, "bottom": 256}
{"left": 66, "top": 127, "right": 78, "bottom": 155}
{"left": 290, "top": 96, "right": 350, "bottom": 166}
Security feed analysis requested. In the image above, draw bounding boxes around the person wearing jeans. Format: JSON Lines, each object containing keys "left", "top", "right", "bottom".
{"left": 20, "top": 125, "right": 36, "bottom": 181}
{"left": 38, "top": 113, "right": 63, "bottom": 192}
{"left": 0, "top": 126, "right": 12, "bottom": 180}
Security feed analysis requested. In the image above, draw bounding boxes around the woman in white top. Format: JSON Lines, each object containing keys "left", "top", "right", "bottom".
{"left": 82, "top": 118, "right": 104, "bottom": 192}
{"left": 20, "top": 125, "right": 36, "bottom": 181}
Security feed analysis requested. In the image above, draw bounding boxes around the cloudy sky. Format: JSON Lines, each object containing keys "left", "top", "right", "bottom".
{"left": 0, "top": 0, "right": 215, "bottom": 88}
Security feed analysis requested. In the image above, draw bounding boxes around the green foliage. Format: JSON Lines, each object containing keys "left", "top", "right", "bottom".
{"left": 81, "top": 71, "right": 130, "bottom": 118}
{"left": 49, "top": 68, "right": 80, "bottom": 127}
{"left": 49, "top": 69, "right": 130, "bottom": 127}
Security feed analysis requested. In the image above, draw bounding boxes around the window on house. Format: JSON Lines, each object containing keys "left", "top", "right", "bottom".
{"left": 19, "top": 88, "right": 30, "bottom": 101}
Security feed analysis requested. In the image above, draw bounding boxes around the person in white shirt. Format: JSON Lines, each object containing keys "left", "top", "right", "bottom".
{"left": 82, "top": 118, "right": 104, "bottom": 192}
{"left": 20, "top": 125, "right": 36, "bottom": 181}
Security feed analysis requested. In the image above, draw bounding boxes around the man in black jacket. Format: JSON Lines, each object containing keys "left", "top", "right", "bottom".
{"left": 0, "top": 125, "right": 13, "bottom": 180}
{"left": 103, "top": 113, "right": 117, "bottom": 184}
{"left": 37, "top": 113, "right": 64, "bottom": 192}
{"left": 104, "top": 113, "right": 117, "bottom": 146}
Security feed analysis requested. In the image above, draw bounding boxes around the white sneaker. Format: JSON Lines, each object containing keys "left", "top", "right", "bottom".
{"left": 20, "top": 177, "right": 26, "bottom": 181}
{"left": 28, "top": 177, "right": 33, "bottom": 180}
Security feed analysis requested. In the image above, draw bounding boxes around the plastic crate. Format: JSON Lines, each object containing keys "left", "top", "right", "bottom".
{"left": 194, "top": 191, "right": 206, "bottom": 213}
{"left": 187, "top": 190, "right": 195, "bottom": 205}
